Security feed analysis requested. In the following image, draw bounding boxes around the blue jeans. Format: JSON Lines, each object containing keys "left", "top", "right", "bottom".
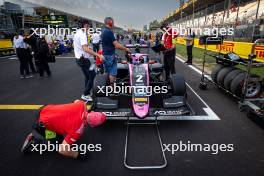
{"left": 76, "top": 58, "right": 95, "bottom": 95}
{"left": 103, "top": 55, "right": 117, "bottom": 76}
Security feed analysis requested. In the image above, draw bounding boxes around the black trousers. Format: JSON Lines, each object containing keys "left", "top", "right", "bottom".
{"left": 35, "top": 55, "right": 51, "bottom": 77}
{"left": 32, "top": 107, "right": 64, "bottom": 144}
{"left": 16, "top": 48, "right": 30, "bottom": 75}
{"left": 76, "top": 58, "right": 96, "bottom": 96}
{"left": 163, "top": 47, "right": 176, "bottom": 80}
{"left": 25, "top": 48, "right": 37, "bottom": 73}
{"left": 186, "top": 45, "right": 193, "bottom": 63}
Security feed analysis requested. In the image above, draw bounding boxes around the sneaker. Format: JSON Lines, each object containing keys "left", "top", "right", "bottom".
{"left": 25, "top": 74, "right": 34, "bottom": 79}
{"left": 20, "top": 75, "right": 25, "bottom": 79}
{"left": 81, "top": 95, "right": 93, "bottom": 102}
{"left": 21, "top": 133, "right": 34, "bottom": 154}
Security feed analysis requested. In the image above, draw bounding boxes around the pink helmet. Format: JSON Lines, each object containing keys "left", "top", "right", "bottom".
{"left": 86, "top": 112, "right": 106, "bottom": 127}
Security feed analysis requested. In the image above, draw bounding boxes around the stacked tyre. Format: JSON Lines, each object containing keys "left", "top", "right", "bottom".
{"left": 211, "top": 64, "right": 262, "bottom": 98}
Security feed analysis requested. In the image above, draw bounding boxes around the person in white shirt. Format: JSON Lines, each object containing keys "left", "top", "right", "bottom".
{"left": 91, "top": 32, "right": 101, "bottom": 57}
{"left": 74, "top": 20, "right": 104, "bottom": 101}
{"left": 13, "top": 31, "right": 33, "bottom": 79}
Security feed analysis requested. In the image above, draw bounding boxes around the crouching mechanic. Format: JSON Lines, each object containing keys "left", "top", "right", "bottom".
{"left": 21, "top": 100, "right": 106, "bottom": 160}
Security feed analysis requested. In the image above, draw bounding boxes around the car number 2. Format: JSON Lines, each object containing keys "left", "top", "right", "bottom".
{"left": 136, "top": 75, "right": 143, "bottom": 82}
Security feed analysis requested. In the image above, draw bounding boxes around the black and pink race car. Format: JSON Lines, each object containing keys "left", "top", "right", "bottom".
{"left": 92, "top": 44, "right": 194, "bottom": 120}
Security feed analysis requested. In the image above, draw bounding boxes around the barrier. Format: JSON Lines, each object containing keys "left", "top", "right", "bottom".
{"left": 175, "top": 37, "right": 264, "bottom": 63}
{"left": 0, "top": 39, "right": 15, "bottom": 56}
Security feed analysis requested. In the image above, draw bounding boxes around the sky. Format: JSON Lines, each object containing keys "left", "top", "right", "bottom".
{"left": 4, "top": 0, "right": 180, "bottom": 30}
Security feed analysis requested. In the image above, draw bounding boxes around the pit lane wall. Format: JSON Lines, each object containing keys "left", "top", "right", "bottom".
{"left": 0, "top": 39, "right": 14, "bottom": 56}
{"left": 174, "top": 37, "right": 264, "bottom": 63}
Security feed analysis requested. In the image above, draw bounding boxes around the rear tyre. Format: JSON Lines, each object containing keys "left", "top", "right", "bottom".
{"left": 230, "top": 72, "right": 247, "bottom": 96}
{"left": 245, "top": 76, "right": 262, "bottom": 98}
{"left": 211, "top": 64, "right": 225, "bottom": 83}
{"left": 230, "top": 73, "right": 262, "bottom": 98}
{"left": 93, "top": 74, "right": 108, "bottom": 96}
{"left": 216, "top": 66, "right": 236, "bottom": 86}
{"left": 223, "top": 69, "right": 244, "bottom": 90}
{"left": 170, "top": 73, "right": 186, "bottom": 96}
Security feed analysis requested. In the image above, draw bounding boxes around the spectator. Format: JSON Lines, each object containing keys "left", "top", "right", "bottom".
{"left": 24, "top": 30, "right": 51, "bottom": 78}
{"left": 101, "top": 17, "right": 130, "bottom": 84}
{"left": 13, "top": 31, "right": 33, "bottom": 79}
{"left": 74, "top": 20, "right": 103, "bottom": 101}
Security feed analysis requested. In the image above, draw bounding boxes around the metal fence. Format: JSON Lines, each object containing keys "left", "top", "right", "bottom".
{"left": 172, "top": 0, "right": 263, "bottom": 42}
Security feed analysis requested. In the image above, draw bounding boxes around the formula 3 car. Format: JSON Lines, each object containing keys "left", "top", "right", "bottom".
{"left": 92, "top": 44, "right": 194, "bottom": 120}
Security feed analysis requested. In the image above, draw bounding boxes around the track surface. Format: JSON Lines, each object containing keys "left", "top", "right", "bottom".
{"left": 0, "top": 49, "right": 264, "bottom": 176}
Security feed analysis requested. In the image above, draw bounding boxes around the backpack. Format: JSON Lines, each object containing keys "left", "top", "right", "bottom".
{"left": 36, "top": 37, "right": 49, "bottom": 55}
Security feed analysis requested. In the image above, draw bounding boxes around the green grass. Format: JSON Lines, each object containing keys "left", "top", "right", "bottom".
{"left": 175, "top": 43, "right": 264, "bottom": 78}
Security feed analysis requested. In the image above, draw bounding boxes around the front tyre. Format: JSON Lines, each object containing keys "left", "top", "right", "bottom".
{"left": 170, "top": 73, "right": 186, "bottom": 96}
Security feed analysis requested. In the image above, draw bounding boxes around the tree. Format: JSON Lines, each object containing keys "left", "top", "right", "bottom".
{"left": 149, "top": 20, "right": 160, "bottom": 31}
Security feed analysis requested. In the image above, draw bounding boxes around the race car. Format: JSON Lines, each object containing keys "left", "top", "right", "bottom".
{"left": 92, "top": 44, "right": 194, "bottom": 120}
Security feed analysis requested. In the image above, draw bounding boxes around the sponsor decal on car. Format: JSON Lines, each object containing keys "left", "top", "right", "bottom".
{"left": 154, "top": 110, "right": 184, "bottom": 116}
{"left": 103, "top": 111, "right": 130, "bottom": 117}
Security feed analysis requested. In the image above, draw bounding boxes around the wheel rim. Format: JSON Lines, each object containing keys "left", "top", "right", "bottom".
{"left": 246, "top": 81, "right": 261, "bottom": 98}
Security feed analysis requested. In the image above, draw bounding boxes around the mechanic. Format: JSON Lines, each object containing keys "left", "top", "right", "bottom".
{"left": 74, "top": 20, "right": 104, "bottom": 101}
{"left": 161, "top": 23, "right": 177, "bottom": 80}
{"left": 101, "top": 17, "right": 131, "bottom": 84}
{"left": 21, "top": 100, "right": 106, "bottom": 160}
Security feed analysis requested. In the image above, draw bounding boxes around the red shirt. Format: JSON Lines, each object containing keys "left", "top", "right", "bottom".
{"left": 162, "top": 27, "right": 177, "bottom": 49}
{"left": 39, "top": 101, "right": 86, "bottom": 145}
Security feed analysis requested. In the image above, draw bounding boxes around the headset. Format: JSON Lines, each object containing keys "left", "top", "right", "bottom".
{"left": 104, "top": 17, "right": 114, "bottom": 28}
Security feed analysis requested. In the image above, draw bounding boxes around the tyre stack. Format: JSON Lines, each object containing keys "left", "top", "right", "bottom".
{"left": 210, "top": 64, "right": 262, "bottom": 98}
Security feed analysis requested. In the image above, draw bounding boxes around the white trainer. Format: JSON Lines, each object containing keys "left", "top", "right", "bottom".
{"left": 81, "top": 95, "right": 93, "bottom": 101}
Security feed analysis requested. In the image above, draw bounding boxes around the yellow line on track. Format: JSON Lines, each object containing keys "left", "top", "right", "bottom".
{"left": 0, "top": 105, "right": 91, "bottom": 110}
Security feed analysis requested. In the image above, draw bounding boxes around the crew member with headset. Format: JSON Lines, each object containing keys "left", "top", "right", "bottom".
{"left": 101, "top": 17, "right": 130, "bottom": 85}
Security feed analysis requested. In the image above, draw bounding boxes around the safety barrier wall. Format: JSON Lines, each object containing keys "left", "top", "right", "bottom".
{"left": 0, "top": 39, "right": 15, "bottom": 56}
{"left": 174, "top": 37, "right": 264, "bottom": 63}
{"left": 0, "top": 39, "right": 13, "bottom": 50}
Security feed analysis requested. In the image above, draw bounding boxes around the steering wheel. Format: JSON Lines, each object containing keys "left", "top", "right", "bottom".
{"left": 125, "top": 51, "right": 132, "bottom": 62}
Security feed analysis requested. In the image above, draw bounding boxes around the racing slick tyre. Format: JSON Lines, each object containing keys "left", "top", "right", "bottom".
{"left": 170, "top": 73, "right": 186, "bottom": 96}
{"left": 93, "top": 74, "right": 108, "bottom": 96}
{"left": 211, "top": 64, "right": 225, "bottom": 83}
{"left": 223, "top": 69, "right": 244, "bottom": 90}
{"left": 230, "top": 73, "right": 262, "bottom": 98}
{"left": 216, "top": 66, "right": 236, "bottom": 86}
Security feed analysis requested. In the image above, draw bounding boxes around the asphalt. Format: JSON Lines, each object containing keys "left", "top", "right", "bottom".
{"left": 0, "top": 49, "right": 264, "bottom": 176}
